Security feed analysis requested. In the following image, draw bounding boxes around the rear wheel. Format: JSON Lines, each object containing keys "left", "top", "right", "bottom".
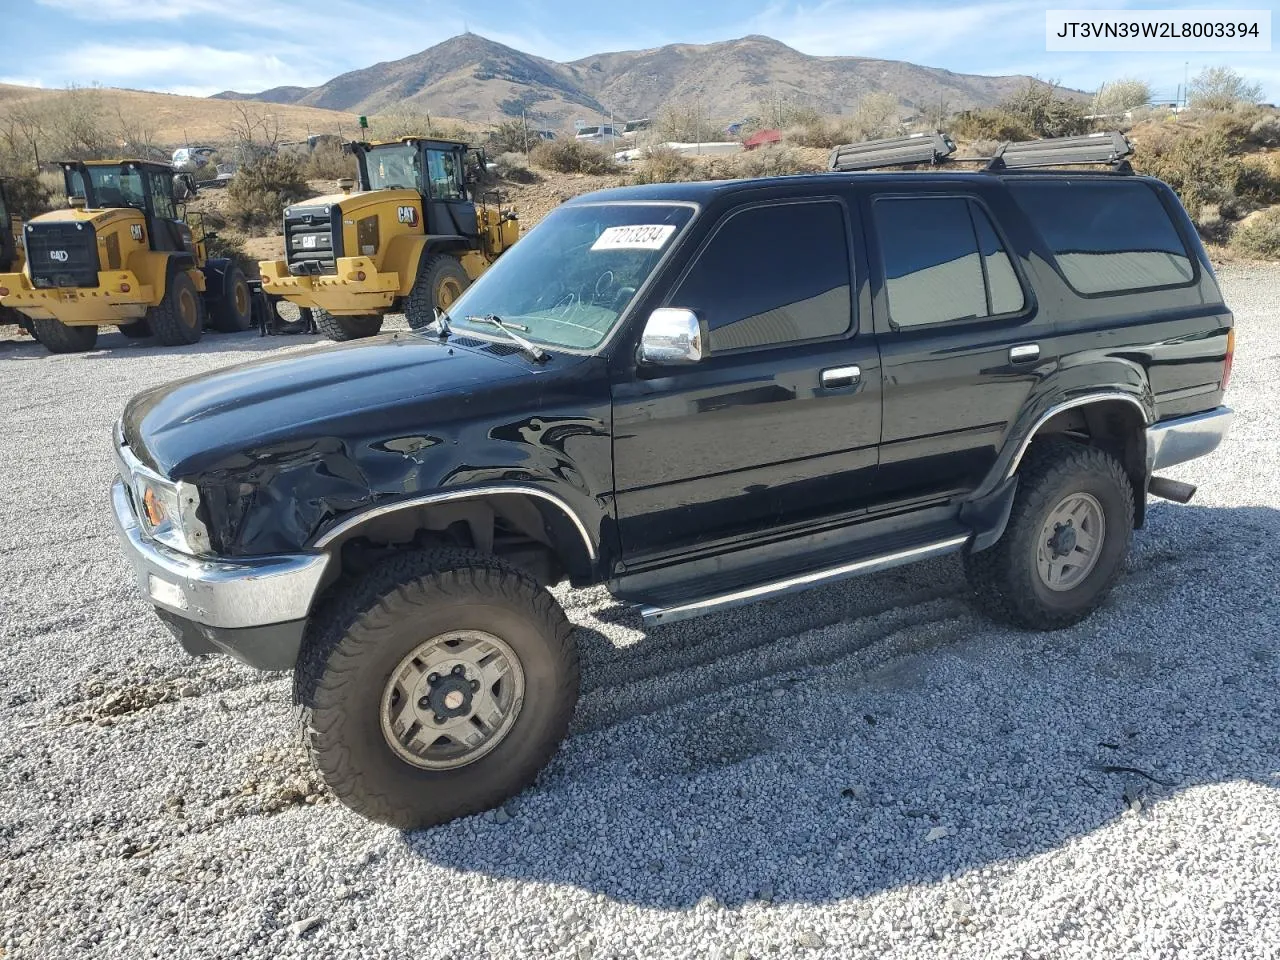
{"left": 31, "top": 319, "right": 98, "bottom": 354}
{"left": 294, "top": 549, "right": 579, "bottom": 828}
{"left": 313, "top": 307, "right": 383, "bottom": 341}
{"left": 117, "top": 319, "right": 151, "bottom": 339}
{"left": 964, "top": 440, "right": 1134, "bottom": 629}
{"left": 208, "top": 264, "right": 253, "bottom": 333}
{"left": 405, "top": 254, "right": 469, "bottom": 330}
{"left": 147, "top": 270, "right": 204, "bottom": 346}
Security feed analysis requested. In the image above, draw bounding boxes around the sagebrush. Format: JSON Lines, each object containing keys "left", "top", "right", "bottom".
{"left": 530, "top": 139, "right": 619, "bottom": 175}
{"left": 226, "top": 154, "right": 311, "bottom": 234}
{"left": 1231, "top": 208, "right": 1280, "bottom": 259}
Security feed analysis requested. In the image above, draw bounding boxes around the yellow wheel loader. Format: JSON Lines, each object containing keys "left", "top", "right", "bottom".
{"left": 258, "top": 137, "right": 520, "bottom": 341}
{"left": 0, "top": 160, "right": 254, "bottom": 354}
{"left": 0, "top": 178, "right": 30, "bottom": 335}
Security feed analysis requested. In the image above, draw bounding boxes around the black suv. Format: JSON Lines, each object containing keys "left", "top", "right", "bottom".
{"left": 111, "top": 134, "right": 1234, "bottom": 828}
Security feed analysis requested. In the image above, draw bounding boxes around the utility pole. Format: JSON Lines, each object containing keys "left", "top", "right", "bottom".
{"left": 522, "top": 110, "right": 530, "bottom": 156}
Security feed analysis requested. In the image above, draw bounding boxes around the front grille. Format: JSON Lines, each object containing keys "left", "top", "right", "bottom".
{"left": 285, "top": 206, "right": 339, "bottom": 275}
{"left": 25, "top": 221, "right": 99, "bottom": 288}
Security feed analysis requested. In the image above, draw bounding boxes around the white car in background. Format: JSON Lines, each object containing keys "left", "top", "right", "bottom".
{"left": 171, "top": 146, "right": 217, "bottom": 169}
{"left": 575, "top": 124, "right": 624, "bottom": 145}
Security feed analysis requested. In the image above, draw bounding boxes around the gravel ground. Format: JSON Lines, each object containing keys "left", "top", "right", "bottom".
{"left": 2, "top": 265, "right": 1278, "bottom": 960}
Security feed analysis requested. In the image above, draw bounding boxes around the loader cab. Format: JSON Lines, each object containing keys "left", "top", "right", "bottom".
{"left": 0, "top": 179, "right": 15, "bottom": 273}
{"left": 62, "top": 160, "right": 195, "bottom": 257}
{"left": 352, "top": 138, "right": 480, "bottom": 242}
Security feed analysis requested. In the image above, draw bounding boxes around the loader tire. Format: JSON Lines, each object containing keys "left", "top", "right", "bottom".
{"left": 405, "top": 254, "right": 469, "bottom": 330}
{"left": 147, "top": 270, "right": 204, "bottom": 346}
{"left": 117, "top": 319, "right": 151, "bottom": 339}
{"left": 31, "top": 319, "right": 98, "bottom": 354}
{"left": 313, "top": 308, "right": 383, "bottom": 341}
{"left": 209, "top": 264, "right": 253, "bottom": 333}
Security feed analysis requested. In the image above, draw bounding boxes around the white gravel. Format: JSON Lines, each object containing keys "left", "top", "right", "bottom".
{"left": 2, "top": 265, "right": 1279, "bottom": 960}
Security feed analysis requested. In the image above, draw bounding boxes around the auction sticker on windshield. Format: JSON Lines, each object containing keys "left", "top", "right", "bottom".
{"left": 591, "top": 224, "right": 677, "bottom": 251}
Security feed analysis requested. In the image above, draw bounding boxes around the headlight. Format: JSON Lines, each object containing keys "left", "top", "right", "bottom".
{"left": 133, "top": 473, "right": 211, "bottom": 555}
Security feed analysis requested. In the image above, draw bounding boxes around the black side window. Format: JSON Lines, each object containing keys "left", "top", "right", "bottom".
{"left": 671, "top": 200, "right": 852, "bottom": 352}
{"left": 147, "top": 171, "right": 176, "bottom": 221}
{"left": 1007, "top": 180, "right": 1193, "bottom": 295}
{"left": 874, "top": 196, "right": 1024, "bottom": 328}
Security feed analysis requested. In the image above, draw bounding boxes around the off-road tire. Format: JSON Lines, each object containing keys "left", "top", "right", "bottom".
{"left": 313, "top": 307, "right": 383, "bottom": 341}
{"left": 964, "top": 439, "right": 1134, "bottom": 630}
{"left": 147, "top": 269, "right": 204, "bottom": 346}
{"left": 405, "top": 254, "right": 469, "bottom": 330}
{"left": 294, "top": 549, "right": 578, "bottom": 828}
{"left": 31, "top": 318, "right": 98, "bottom": 353}
{"left": 117, "top": 319, "right": 151, "bottom": 339}
{"left": 209, "top": 264, "right": 253, "bottom": 333}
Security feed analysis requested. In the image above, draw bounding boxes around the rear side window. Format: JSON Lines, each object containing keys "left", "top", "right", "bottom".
{"left": 1008, "top": 180, "right": 1193, "bottom": 295}
{"left": 873, "top": 196, "right": 1025, "bottom": 327}
{"left": 671, "top": 200, "right": 852, "bottom": 351}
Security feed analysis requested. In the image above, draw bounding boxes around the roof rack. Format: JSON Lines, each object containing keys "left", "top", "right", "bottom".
{"left": 825, "top": 130, "right": 1135, "bottom": 175}
{"left": 828, "top": 132, "right": 957, "bottom": 172}
{"left": 985, "top": 131, "right": 1133, "bottom": 171}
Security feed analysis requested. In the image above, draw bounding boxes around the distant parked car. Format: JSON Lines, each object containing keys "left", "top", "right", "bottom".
{"left": 575, "top": 124, "right": 624, "bottom": 145}
{"left": 172, "top": 146, "right": 217, "bottom": 169}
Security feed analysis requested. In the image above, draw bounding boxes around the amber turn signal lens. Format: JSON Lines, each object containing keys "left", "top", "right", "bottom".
{"left": 1222, "top": 327, "right": 1235, "bottom": 390}
{"left": 142, "top": 487, "right": 166, "bottom": 527}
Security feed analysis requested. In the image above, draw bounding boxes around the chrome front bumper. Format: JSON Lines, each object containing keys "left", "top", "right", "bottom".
{"left": 111, "top": 479, "right": 329, "bottom": 630}
{"left": 1147, "top": 406, "right": 1234, "bottom": 472}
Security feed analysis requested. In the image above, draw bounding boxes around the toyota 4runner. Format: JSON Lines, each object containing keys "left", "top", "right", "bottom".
{"left": 111, "top": 133, "right": 1234, "bottom": 828}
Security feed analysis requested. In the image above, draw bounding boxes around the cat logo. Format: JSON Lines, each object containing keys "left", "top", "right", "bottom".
{"left": 396, "top": 205, "right": 418, "bottom": 226}
{"left": 49, "top": 249, "right": 69, "bottom": 262}
{"left": 130, "top": 224, "right": 145, "bottom": 242}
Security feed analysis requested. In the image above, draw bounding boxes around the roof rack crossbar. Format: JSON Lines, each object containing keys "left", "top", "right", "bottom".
{"left": 985, "top": 131, "right": 1133, "bottom": 171}
{"left": 828, "top": 132, "right": 957, "bottom": 172}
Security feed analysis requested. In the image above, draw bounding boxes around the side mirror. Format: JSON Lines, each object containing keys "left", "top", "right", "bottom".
{"left": 638, "top": 308, "right": 706, "bottom": 365}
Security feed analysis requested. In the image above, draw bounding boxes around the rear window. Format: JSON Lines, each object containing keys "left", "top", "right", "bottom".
{"left": 1008, "top": 179, "right": 1194, "bottom": 295}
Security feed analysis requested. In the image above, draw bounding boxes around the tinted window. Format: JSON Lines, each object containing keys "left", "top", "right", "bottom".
{"left": 875, "top": 197, "right": 1023, "bottom": 327}
{"left": 147, "top": 170, "right": 176, "bottom": 220}
{"left": 1008, "top": 180, "right": 1193, "bottom": 294}
{"left": 426, "top": 149, "right": 464, "bottom": 201}
{"left": 671, "top": 201, "right": 852, "bottom": 351}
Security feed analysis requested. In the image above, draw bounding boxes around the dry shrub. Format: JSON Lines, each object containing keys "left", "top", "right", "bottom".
{"left": 226, "top": 153, "right": 311, "bottom": 234}
{"left": 1236, "top": 156, "right": 1280, "bottom": 205}
{"left": 717, "top": 147, "right": 822, "bottom": 179}
{"left": 630, "top": 146, "right": 700, "bottom": 184}
{"left": 493, "top": 151, "right": 539, "bottom": 183}
{"left": 303, "top": 144, "right": 353, "bottom": 181}
{"left": 0, "top": 166, "right": 53, "bottom": 219}
{"left": 1231, "top": 208, "right": 1280, "bottom": 259}
{"left": 530, "top": 138, "right": 618, "bottom": 175}
{"left": 951, "top": 109, "right": 1034, "bottom": 143}
{"left": 1132, "top": 128, "right": 1241, "bottom": 218}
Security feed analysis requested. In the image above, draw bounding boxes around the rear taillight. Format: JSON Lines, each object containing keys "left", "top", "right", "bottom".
{"left": 1223, "top": 327, "right": 1235, "bottom": 390}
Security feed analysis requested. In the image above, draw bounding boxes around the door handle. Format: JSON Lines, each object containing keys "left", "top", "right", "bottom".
{"left": 820, "top": 365, "right": 862, "bottom": 388}
{"left": 1009, "top": 343, "right": 1040, "bottom": 364}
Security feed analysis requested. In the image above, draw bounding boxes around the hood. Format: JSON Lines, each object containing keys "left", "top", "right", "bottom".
{"left": 122, "top": 333, "right": 547, "bottom": 477}
{"left": 286, "top": 188, "right": 420, "bottom": 217}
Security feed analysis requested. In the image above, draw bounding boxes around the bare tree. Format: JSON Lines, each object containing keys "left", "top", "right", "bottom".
{"left": 1188, "top": 66, "right": 1264, "bottom": 111}
{"left": 225, "top": 101, "right": 283, "bottom": 160}
{"left": 850, "top": 92, "right": 900, "bottom": 140}
{"left": 113, "top": 104, "right": 158, "bottom": 159}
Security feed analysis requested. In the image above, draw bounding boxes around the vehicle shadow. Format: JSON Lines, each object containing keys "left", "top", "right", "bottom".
{"left": 398, "top": 502, "right": 1280, "bottom": 908}
{"left": 0, "top": 327, "right": 327, "bottom": 361}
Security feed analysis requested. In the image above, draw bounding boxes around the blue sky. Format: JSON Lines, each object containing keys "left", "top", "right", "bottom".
{"left": 5, "top": 0, "right": 1278, "bottom": 102}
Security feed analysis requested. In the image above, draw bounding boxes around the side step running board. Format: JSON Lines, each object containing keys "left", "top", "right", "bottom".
{"left": 639, "top": 534, "right": 970, "bottom": 626}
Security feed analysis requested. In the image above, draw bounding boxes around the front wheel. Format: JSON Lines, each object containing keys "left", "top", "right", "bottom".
{"left": 294, "top": 550, "right": 579, "bottom": 828}
{"left": 31, "top": 318, "right": 98, "bottom": 353}
{"left": 405, "top": 254, "right": 470, "bottom": 330}
{"left": 313, "top": 307, "right": 383, "bottom": 341}
{"left": 147, "top": 270, "right": 204, "bottom": 346}
{"left": 964, "top": 440, "right": 1134, "bottom": 630}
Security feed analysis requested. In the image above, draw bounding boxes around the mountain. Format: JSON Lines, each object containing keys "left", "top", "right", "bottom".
{"left": 212, "top": 33, "right": 1053, "bottom": 129}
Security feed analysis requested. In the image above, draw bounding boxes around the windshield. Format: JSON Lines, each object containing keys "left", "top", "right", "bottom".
{"left": 446, "top": 202, "right": 694, "bottom": 350}
{"left": 363, "top": 144, "right": 420, "bottom": 191}
{"left": 69, "top": 166, "right": 146, "bottom": 210}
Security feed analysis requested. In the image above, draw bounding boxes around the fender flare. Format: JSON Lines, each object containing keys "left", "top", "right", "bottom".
{"left": 384, "top": 233, "right": 470, "bottom": 297}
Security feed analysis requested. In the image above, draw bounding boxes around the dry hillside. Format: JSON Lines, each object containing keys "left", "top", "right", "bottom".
{"left": 0, "top": 84, "right": 365, "bottom": 145}
{"left": 213, "top": 33, "right": 1061, "bottom": 130}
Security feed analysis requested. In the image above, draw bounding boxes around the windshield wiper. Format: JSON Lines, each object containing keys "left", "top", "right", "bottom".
{"left": 465, "top": 315, "right": 549, "bottom": 363}
{"left": 430, "top": 308, "right": 452, "bottom": 340}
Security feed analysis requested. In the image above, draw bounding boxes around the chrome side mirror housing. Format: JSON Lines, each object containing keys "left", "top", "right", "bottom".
{"left": 638, "top": 308, "right": 706, "bottom": 365}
